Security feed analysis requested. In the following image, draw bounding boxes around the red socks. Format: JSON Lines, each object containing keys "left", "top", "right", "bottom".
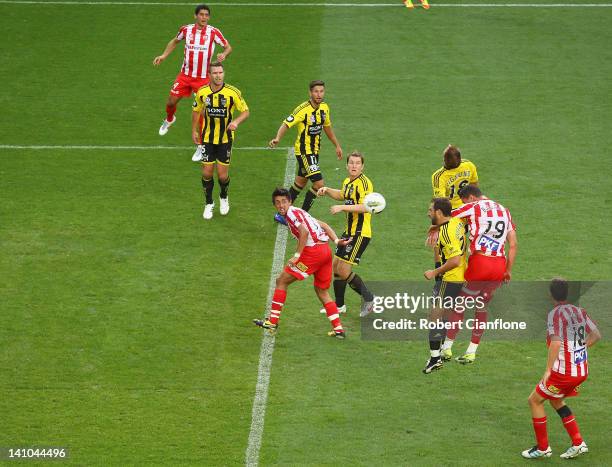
{"left": 269, "top": 289, "right": 287, "bottom": 325}
{"left": 324, "top": 301, "right": 344, "bottom": 331}
{"left": 268, "top": 290, "right": 344, "bottom": 332}
{"left": 165, "top": 104, "right": 176, "bottom": 122}
{"left": 562, "top": 415, "right": 583, "bottom": 446}
{"left": 446, "top": 310, "right": 464, "bottom": 340}
{"left": 470, "top": 310, "right": 488, "bottom": 344}
{"left": 532, "top": 416, "right": 549, "bottom": 450}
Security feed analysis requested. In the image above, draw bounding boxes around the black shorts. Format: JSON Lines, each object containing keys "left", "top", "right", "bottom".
{"left": 201, "top": 142, "right": 232, "bottom": 165}
{"left": 432, "top": 281, "right": 464, "bottom": 300}
{"left": 296, "top": 153, "right": 323, "bottom": 182}
{"left": 335, "top": 235, "right": 370, "bottom": 265}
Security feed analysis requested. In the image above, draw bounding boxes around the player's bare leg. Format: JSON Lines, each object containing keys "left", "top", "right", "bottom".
{"left": 314, "top": 286, "right": 345, "bottom": 338}
{"left": 160, "top": 94, "right": 181, "bottom": 135}
{"left": 301, "top": 178, "right": 323, "bottom": 212}
{"left": 216, "top": 163, "right": 230, "bottom": 215}
{"left": 201, "top": 163, "right": 215, "bottom": 219}
{"left": 522, "top": 390, "right": 552, "bottom": 458}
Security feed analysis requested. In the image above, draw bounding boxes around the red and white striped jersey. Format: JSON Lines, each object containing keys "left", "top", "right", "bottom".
{"left": 176, "top": 24, "right": 227, "bottom": 79}
{"left": 547, "top": 303, "right": 597, "bottom": 377}
{"left": 451, "top": 198, "right": 515, "bottom": 257}
{"left": 285, "top": 206, "right": 329, "bottom": 247}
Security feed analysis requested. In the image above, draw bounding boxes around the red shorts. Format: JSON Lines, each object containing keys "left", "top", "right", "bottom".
{"left": 535, "top": 371, "right": 587, "bottom": 400}
{"left": 463, "top": 254, "right": 506, "bottom": 303}
{"left": 284, "top": 243, "right": 333, "bottom": 289}
{"left": 170, "top": 73, "right": 209, "bottom": 97}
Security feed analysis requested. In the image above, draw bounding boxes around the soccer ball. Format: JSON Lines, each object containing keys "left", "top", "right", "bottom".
{"left": 364, "top": 192, "right": 386, "bottom": 214}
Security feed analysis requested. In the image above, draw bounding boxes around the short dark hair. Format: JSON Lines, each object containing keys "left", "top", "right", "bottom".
{"left": 431, "top": 197, "right": 452, "bottom": 217}
{"left": 444, "top": 145, "right": 461, "bottom": 169}
{"left": 309, "top": 80, "right": 325, "bottom": 90}
{"left": 272, "top": 187, "right": 291, "bottom": 204}
{"left": 195, "top": 4, "right": 210, "bottom": 15}
{"left": 347, "top": 151, "right": 364, "bottom": 165}
{"left": 209, "top": 61, "right": 223, "bottom": 70}
{"left": 458, "top": 184, "right": 482, "bottom": 199}
{"left": 550, "top": 278, "right": 569, "bottom": 301}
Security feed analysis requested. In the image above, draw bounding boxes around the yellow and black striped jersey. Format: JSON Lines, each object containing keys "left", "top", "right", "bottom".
{"left": 284, "top": 100, "right": 331, "bottom": 156}
{"left": 192, "top": 83, "right": 249, "bottom": 144}
{"left": 432, "top": 160, "right": 479, "bottom": 209}
{"left": 342, "top": 174, "right": 373, "bottom": 238}
{"left": 437, "top": 217, "right": 467, "bottom": 282}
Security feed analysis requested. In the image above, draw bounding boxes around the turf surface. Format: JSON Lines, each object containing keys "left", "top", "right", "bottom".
{"left": 1, "top": 1, "right": 611, "bottom": 465}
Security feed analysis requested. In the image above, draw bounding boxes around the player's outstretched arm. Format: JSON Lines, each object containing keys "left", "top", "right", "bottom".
{"left": 153, "top": 38, "right": 180, "bottom": 66}
{"left": 504, "top": 230, "right": 518, "bottom": 282}
{"left": 317, "top": 186, "right": 343, "bottom": 200}
{"left": 323, "top": 126, "right": 342, "bottom": 160}
{"left": 330, "top": 204, "right": 367, "bottom": 215}
{"left": 216, "top": 42, "right": 233, "bottom": 62}
{"left": 269, "top": 123, "right": 289, "bottom": 148}
{"left": 318, "top": 220, "right": 348, "bottom": 246}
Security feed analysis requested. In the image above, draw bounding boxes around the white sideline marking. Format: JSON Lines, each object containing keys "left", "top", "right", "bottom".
{"left": 1, "top": 1, "right": 611, "bottom": 7}
{"left": 0, "top": 145, "right": 284, "bottom": 151}
{"left": 245, "top": 148, "right": 295, "bottom": 467}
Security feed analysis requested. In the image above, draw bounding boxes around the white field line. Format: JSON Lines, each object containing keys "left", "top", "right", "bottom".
{"left": 0, "top": 145, "right": 286, "bottom": 151}
{"left": 1, "top": 1, "right": 611, "bottom": 7}
{"left": 245, "top": 148, "right": 296, "bottom": 467}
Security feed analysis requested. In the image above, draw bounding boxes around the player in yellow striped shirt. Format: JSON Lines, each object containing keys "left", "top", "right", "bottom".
{"left": 317, "top": 151, "right": 376, "bottom": 317}
{"left": 423, "top": 197, "right": 467, "bottom": 374}
{"left": 269, "top": 80, "right": 343, "bottom": 212}
{"left": 431, "top": 144, "right": 479, "bottom": 209}
{"left": 191, "top": 62, "right": 249, "bottom": 219}
{"left": 429, "top": 144, "right": 477, "bottom": 282}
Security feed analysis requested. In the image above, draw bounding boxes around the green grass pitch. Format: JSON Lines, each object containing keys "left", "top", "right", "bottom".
{"left": 1, "top": 0, "right": 611, "bottom": 465}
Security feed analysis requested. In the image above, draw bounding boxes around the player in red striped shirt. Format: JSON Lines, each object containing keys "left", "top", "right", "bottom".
{"left": 522, "top": 278, "right": 600, "bottom": 459}
{"left": 253, "top": 188, "right": 350, "bottom": 338}
{"left": 440, "top": 185, "right": 518, "bottom": 363}
{"left": 153, "top": 4, "right": 232, "bottom": 136}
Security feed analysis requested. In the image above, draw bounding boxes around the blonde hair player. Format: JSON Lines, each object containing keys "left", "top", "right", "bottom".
{"left": 317, "top": 151, "right": 377, "bottom": 318}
